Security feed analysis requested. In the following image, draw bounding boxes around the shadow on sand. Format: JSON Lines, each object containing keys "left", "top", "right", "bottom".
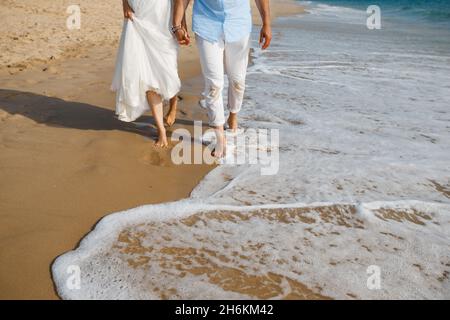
{"left": 0, "top": 89, "right": 206, "bottom": 138}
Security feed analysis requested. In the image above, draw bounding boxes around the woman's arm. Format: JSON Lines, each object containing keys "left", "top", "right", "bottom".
{"left": 173, "top": 0, "right": 191, "bottom": 45}
{"left": 122, "top": 0, "right": 134, "bottom": 21}
{"left": 173, "top": 0, "right": 191, "bottom": 28}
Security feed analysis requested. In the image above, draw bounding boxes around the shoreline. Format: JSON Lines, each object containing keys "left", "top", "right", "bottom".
{"left": 0, "top": 0, "right": 304, "bottom": 300}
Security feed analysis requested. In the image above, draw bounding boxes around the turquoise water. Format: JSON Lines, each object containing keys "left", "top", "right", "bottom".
{"left": 302, "top": 0, "right": 450, "bottom": 25}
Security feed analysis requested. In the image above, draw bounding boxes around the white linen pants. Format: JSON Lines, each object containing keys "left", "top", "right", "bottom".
{"left": 197, "top": 34, "right": 251, "bottom": 127}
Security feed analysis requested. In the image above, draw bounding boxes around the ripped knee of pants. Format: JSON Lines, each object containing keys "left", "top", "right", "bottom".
{"left": 231, "top": 79, "right": 245, "bottom": 94}
{"left": 206, "top": 85, "right": 223, "bottom": 103}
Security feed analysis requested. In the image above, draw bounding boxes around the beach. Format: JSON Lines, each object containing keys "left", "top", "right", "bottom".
{"left": 0, "top": 0, "right": 304, "bottom": 300}
{"left": 52, "top": 0, "right": 449, "bottom": 300}
{"left": 2, "top": 0, "right": 450, "bottom": 300}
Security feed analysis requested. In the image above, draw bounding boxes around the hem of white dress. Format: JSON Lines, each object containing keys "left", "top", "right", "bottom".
{"left": 111, "top": 84, "right": 179, "bottom": 102}
{"left": 113, "top": 83, "right": 180, "bottom": 123}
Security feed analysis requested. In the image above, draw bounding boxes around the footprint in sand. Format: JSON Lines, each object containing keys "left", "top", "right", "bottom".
{"left": 42, "top": 66, "right": 59, "bottom": 74}
{"left": 139, "top": 149, "right": 172, "bottom": 167}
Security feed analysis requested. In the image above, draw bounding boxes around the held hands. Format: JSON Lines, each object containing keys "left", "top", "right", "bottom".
{"left": 174, "top": 28, "right": 191, "bottom": 46}
{"left": 123, "top": 0, "right": 134, "bottom": 21}
{"left": 259, "top": 24, "right": 272, "bottom": 50}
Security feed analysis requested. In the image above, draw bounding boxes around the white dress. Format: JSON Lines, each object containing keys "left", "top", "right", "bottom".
{"left": 111, "top": 0, "right": 180, "bottom": 122}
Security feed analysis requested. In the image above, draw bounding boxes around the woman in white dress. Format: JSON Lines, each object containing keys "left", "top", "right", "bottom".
{"left": 112, "top": 0, "right": 188, "bottom": 147}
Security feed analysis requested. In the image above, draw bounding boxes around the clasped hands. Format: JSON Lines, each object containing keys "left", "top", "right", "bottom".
{"left": 173, "top": 27, "right": 191, "bottom": 46}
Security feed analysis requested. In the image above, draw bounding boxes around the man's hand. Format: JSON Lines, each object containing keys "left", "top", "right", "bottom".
{"left": 259, "top": 24, "right": 272, "bottom": 50}
{"left": 255, "top": 0, "right": 272, "bottom": 49}
{"left": 123, "top": 0, "right": 134, "bottom": 21}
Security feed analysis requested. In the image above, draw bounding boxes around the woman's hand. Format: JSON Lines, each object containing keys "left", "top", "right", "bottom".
{"left": 123, "top": 0, "right": 134, "bottom": 21}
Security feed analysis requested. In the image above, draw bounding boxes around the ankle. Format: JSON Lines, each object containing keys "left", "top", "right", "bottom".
{"left": 158, "top": 127, "right": 166, "bottom": 136}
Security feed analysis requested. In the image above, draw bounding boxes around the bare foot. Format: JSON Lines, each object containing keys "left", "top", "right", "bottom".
{"left": 227, "top": 112, "right": 238, "bottom": 132}
{"left": 164, "top": 96, "right": 178, "bottom": 127}
{"left": 164, "top": 109, "right": 177, "bottom": 127}
{"left": 212, "top": 137, "right": 227, "bottom": 159}
{"left": 155, "top": 132, "right": 169, "bottom": 148}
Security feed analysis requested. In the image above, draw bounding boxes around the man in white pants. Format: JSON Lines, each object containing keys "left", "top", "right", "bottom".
{"left": 173, "top": 0, "right": 272, "bottom": 158}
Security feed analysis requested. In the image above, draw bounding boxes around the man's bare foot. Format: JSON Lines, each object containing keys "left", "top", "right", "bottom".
{"left": 155, "top": 132, "right": 169, "bottom": 148}
{"left": 212, "top": 136, "right": 227, "bottom": 159}
{"left": 227, "top": 112, "right": 238, "bottom": 132}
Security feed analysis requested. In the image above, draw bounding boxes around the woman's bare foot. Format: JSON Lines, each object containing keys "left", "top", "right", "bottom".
{"left": 164, "top": 96, "right": 178, "bottom": 127}
{"left": 155, "top": 131, "right": 169, "bottom": 148}
{"left": 227, "top": 112, "right": 238, "bottom": 132}
{"left": 164, "top": 110, "right": 177, "bottom": 127}
{"left": 147, "top": 91, "right": 170, "bottom": 148}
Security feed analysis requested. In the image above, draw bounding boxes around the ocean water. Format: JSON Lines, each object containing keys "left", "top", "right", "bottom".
{"left": 52, "top": 2, "right": 450, "bottom": 299}
{"left": 302, "top": 0, "right": 450, "bottom": 26}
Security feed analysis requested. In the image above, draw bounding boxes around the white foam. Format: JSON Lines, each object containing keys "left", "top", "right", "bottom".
{"left": 297, "top": 1, "right": 366, "bottom": 24}
{"left": 52, "top": 200, "right": 450, "bottom": 299}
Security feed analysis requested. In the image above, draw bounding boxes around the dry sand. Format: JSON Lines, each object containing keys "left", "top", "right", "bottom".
{"left": 0, "top": 0, "right": 304, "bottom": 299}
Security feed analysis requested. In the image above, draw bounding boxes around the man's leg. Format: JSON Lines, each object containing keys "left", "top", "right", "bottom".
{"left": 224, "top": 35, "right": 251, "bottom": 131}
{"left": 197, "top": 35, "right": 226, "bottom": 127}
{"left": 197, "top": 35, "right": 227, "bottom": 157}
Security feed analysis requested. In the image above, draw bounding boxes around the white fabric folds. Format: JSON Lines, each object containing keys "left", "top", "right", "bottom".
{"left": 111, "top": 0, "right": 180, "bottom": 122}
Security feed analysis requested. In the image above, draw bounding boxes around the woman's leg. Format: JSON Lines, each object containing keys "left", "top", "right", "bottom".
{"left": 146, "top": 91, "right": 168, "bottom": 147}
{"left": 164, "top": 96, "right": 178, "bottom": 127}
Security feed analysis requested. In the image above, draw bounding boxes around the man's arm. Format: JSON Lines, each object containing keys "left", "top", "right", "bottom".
{"left": 255, "top": 0, "right": 272, "bottom": 49}
{"left": 173, "top": 0, "right": 191, "bottom": 45}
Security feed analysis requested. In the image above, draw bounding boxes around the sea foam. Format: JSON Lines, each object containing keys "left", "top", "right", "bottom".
{"left": 52, "top": 200, "right": 449, "bottom": 299}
